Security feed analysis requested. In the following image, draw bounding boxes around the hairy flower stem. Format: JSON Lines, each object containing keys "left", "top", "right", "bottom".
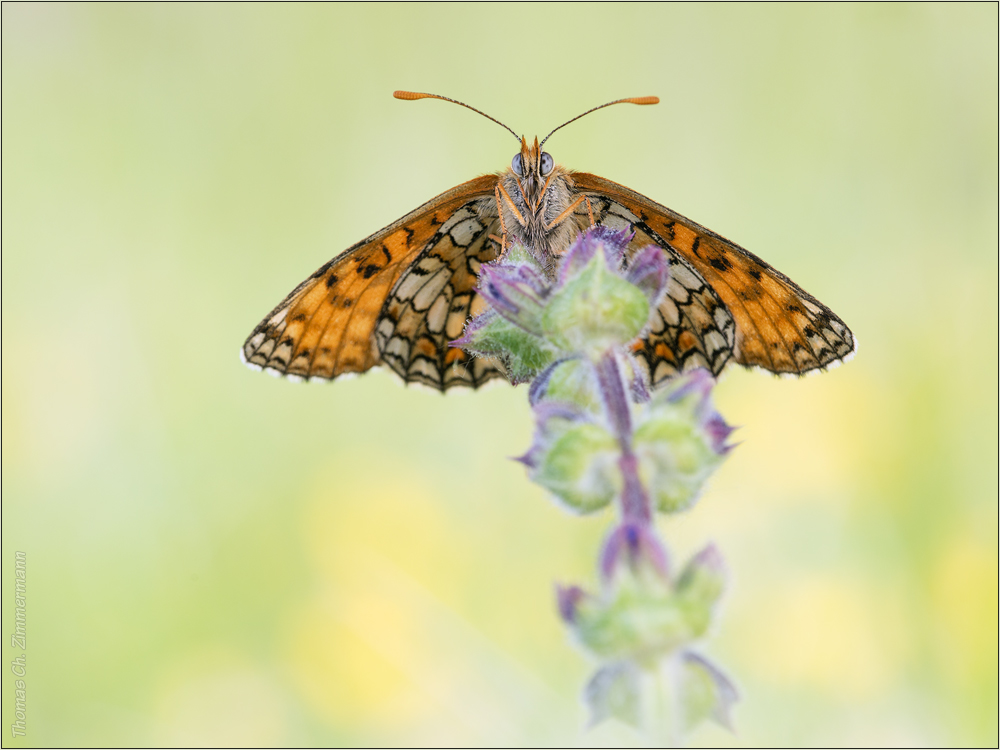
{"left": 458, "top": 229, "right": 738, "bottom": 738}
{"left": 595, "top": 351, "right": 651, "bottom": 524}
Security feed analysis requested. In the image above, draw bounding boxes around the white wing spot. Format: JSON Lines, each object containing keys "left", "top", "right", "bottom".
{"left": 411, "top": 267, "right": 451, "bottom": 311}
{"left": 671, "top": 263, "right": 702, "bottom": 290}
{"left": 450, "top": 217, "right": 483, "bottom": 247}
{"left": 439, "top": 206, "right": 476, "bottom": 233}
{"left": 660, "top": 297, "right": 680, "bottom": 326}
{"left": 425, "top": 295, "right": 449, "bottom": 334}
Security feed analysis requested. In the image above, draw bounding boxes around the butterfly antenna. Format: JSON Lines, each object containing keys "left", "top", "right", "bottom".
{"left": 540, "top": 96, "right": 659, "bottom": 148}
{"left": 394, "top": 91, "right": 522, "bottom": 143}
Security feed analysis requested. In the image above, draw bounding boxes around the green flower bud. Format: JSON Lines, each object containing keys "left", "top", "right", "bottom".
{"left": 567, "top": 544, "right": 727, "bottom": 664}
{"left": 679, "top": 652, "right": 738, "bottom": 733}
{"left": 533, "top": 358, "right": 603, "bottom": 413}
{"left": 633, "top": 408, "right": 723, "bottom": 513}
{"left": 542, "top": 251, "right": 652, "bottom": 358}
{"left": 521, "top": 407, "right": 620, "bottom": 513}
{"left": 584, "top": 662, "right": 641, "bottom": 729}
{"left": 632, "top": 371, "right": 732, "bottom": 513}
{"left": 573, "top": 563, "right": 688, "bottom": 664}
{"left": 452, "top": 311, "right": 555, "bottom": 384}
{"left": 674, "top": 545, "right": 727, "bottom": 638}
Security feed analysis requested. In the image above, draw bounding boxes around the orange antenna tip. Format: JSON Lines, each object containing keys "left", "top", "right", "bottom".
{"left": 393, "top": 90, "right": 432, "bottom": 100}
{"left": 540, "top": 95, "right": 661, "bottom": 147}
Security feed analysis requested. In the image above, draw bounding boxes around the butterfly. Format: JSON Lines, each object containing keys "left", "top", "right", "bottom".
{"left": 242, "top": 92, "right": 855, "bottom": 391}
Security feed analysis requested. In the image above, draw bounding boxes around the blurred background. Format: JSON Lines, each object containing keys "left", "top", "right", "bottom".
{"left": 2, "top": 4, "right": 996, "bottom": 746}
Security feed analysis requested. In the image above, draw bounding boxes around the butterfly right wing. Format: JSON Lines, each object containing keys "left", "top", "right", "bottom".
{"left": 571, "top": 173, "right": 856, "bottom": 385}
{"left": 242, "top": 174, "right": 504, "bottom": 388}
{"left": 563, "top": 193, "right": 737, "bottom": 385}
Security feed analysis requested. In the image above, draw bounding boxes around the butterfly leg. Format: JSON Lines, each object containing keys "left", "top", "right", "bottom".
{"left": 493, "top": 185, "right": 508, "bottom": 254}
{"left": 495, "top": 182, "right": 528, "bottom": 255}
{"left": 545, "top": 194, "right": 593, "bottom": 231}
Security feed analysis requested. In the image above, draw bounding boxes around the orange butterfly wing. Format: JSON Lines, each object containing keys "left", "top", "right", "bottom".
{"left": 242, "top": 174, "right": 506, "bottom": 389}
{"left": 571, "top": 173, "right": 857, "bottom": 382}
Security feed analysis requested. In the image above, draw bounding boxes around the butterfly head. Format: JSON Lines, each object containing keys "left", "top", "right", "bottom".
{"left": 510, "top": 136, "right": 557, "bottom": 204}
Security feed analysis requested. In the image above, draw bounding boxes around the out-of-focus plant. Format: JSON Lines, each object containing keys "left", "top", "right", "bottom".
{"left": 454, "top": 227, "right": 737, "bottom": 742}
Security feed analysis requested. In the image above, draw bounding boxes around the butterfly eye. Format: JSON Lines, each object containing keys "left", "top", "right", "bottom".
{"left": 511, "top": 153, "right": 524, "bottom": 176}
{"left": 540, "top": 152, "right": 554, "bottom": 175}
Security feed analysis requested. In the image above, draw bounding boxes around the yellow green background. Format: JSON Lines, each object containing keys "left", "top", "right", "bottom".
{"left": 3, "top": 4, "right": 997, "bottom": 746}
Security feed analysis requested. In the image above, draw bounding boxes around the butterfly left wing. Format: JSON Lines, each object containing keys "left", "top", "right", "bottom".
{"left": 374, "top": 200, "right": 505, "bottom": 389}
{"left": 242, "top": 174, "right": 506, "bottom": 390}
{"left": 571, "top": 173, "right": 856, "bottom": 382}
